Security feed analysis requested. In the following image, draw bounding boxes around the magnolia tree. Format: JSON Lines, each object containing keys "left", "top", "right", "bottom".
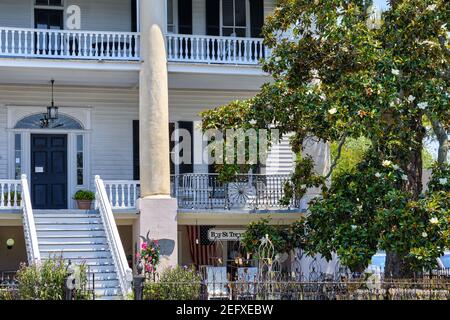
{"left": 201, "top": 0, "right": 449, "bottom": 277}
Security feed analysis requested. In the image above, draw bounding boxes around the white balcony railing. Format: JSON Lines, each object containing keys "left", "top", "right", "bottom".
{"left": 103, "top": 180, "right": 140, "bottom": 210}
{"left": 0, "top": 27, "right": 140, "bottom": 61}
{"left": 167, "top": 34, "right": 268, "bottom": 65}
{"left": 0, "top": 179, "right": 22, "bottom": 209}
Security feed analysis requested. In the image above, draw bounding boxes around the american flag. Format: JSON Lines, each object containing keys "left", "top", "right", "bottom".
{"left": 187, "top": 225, "right": 217, "bottom": 267}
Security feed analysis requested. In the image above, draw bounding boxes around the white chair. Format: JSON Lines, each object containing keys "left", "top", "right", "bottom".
{"left": 205, "top": 266, "right": 230, "bottom": 300}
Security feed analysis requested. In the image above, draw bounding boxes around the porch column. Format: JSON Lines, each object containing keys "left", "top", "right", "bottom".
{"left": 139, "top": 0, "right": 170, "bottom": 197}
{"left": 136, "top": 0, "right": 178, "bottom": 270}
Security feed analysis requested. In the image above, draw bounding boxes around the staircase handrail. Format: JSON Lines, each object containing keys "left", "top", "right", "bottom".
{"left": 95, "top": 175, "right": 132, "bottom": 298}
{"left": 21, "top": 174, "right": 41, "bottom": 264}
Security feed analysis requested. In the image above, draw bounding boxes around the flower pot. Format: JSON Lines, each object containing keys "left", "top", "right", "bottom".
{"left": 76, "top": 200, "right": 92, "bottom": 210}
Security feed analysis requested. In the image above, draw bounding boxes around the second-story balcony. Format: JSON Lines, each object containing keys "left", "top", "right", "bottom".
{"left": 102, "top": 174, "right": 308, "bottom": 213}
{"left": 0, "top": 27, "right": 268, "bottom": 66}
{"left": 0, "top": 27, "right": 140, "bottom": 61}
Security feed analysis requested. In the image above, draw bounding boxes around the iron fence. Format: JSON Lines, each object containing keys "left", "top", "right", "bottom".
{"left": 134, "top": 278, "right": 450, "bottom": 301}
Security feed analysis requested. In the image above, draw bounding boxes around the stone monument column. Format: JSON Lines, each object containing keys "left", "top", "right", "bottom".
{"left": 134, "top": 0, "right": 178, "bottom": 271}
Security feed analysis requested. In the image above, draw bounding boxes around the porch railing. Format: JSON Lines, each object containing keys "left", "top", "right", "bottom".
{"left": 166, "top": 34, "right": 268, "bottom": 65}
{"left": 172, "top": 174, "right": 301, "bottom": 211}
{"left": 103, "top": 180, "right": 140, "bottom": 210}
{"left": 0, "top": 27, "right": 140, "bottom": 61}
{"left": 0, "top": 179, "right": 22, "bottom": 210}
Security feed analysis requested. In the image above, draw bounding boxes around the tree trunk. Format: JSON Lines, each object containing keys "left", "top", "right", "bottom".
{"left": 384, "top": 115, "right": 424, "bottom": 278}
{"left": 430, "top": 118, "right": 448, "bottom": 165}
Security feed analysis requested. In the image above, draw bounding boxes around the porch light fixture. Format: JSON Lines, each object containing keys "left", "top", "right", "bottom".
{"left": 40, "top": 79, "right": 59, "bottom": 128}
{"left": 6, "top": 238, "right": 14, "bottom": 250}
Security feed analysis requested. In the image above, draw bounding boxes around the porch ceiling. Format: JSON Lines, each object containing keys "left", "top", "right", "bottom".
{"left": 0, "top": 58, "right": 140, "bottom": 88}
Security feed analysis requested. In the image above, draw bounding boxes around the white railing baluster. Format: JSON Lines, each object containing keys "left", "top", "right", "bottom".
{"left": 95, "top": 176, "right": 132, "bottom": 298}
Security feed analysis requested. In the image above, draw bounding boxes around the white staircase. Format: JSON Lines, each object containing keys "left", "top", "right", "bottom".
{"left": 34, "top": 209, "right": 124, "bottom": 300}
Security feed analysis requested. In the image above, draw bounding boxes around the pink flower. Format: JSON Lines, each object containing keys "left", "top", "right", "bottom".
{"left": 135, "top": 252, "right": 141, "bottom": 259}
{"left": 141, "top": 242, "right": 148, "bottom": 250}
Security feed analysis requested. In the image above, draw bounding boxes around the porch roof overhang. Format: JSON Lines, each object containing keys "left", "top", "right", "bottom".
{"left": 0, "top": 58, "right": 140, "bottom": 88}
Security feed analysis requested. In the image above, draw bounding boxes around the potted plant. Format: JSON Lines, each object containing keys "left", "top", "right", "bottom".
{"left": 73, "top": 190, "right": 95, "bottom": 210}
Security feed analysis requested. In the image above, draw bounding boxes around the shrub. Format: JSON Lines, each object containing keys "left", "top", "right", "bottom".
{"left": 16, "top": 257, "right": 90, "bottom": 300}
{"left": 143, "top": 266, "right": 202, "bottom": 300}
{"left": 73, "top": 190, "right": 95, "bottom": 201}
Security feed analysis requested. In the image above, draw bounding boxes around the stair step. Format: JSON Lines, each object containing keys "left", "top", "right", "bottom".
{"left": 96, "top": 295, "right": 123, "bottom": 301}
{"left": 91, "top": 280, "right": 120, "bottom": 289}
{"left": 40, "top": 250, "right": 112, "bottom": 259}
{"left": 34, "top": 214, "right": 100, "bottom": 218}
{"left": 38, "top": 238, "right": 108, "bottom": 245}
{"left": 37, "top": 229, "right": 105, "bottom": 238}
{"left": 33, "top": 210, "right": 98, "bottom": 215}
{"left": 40, "top": 244, "right": 109, "bottom": 251}
{"left": 87, "top": 273, "right": 119, "bottom": 281}
{"left": 35, "top": 218, "right": 102, "bottom": 224}
{"left": 36, "top": 226, "right": 104, "bottom": 231}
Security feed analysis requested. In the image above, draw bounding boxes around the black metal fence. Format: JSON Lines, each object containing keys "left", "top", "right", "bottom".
{"left": 133, "top": 278, "right": 450, "bottom": 301}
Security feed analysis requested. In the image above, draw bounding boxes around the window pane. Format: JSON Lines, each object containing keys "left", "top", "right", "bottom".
{"left": 234, "top": 28, "right": 246, "bottom": 37}
{"left": 35, "top": 0, "right": 49, "bottom": 5}
{"left": 167, "top": 0, "right": 174, "bottom": 26}
{"left": 235, "top": 0, "right": 246, "bottom": 27}
{"left": 77, "top": 169, "right": 83, "bottom": 186}
{"left": 14, "top": 134, "right": 22, "bottom": 180}
{"left": 49, "top": 0, "right": 62, "bottom": 6}
{"left": 222, "top": 0, "right": 234, "bottom": 26}
{"left": 77, "top": 135, "right": 83, "bottom": 151}
{"left": 222, "top": 28, "right": 234, "bottom": 36}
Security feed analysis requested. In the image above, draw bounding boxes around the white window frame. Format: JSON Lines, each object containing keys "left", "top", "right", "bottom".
{"left": 166, "top": 0, "right": 179, "bottom": 34}
{"left": 6, "top": 106, "right": 91, "bottom": 209}
{"left": 32, "top": 0, "right": 66, "bottom": 30}
{"left": 219, "top": 0, "right": 250, "bottom": 37}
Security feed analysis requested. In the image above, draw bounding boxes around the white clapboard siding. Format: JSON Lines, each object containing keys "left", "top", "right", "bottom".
{"left": 0, "top": 106, "right": 8, "bottom": 179}
{"left": 0, "top": 85, "right": 259, "bottom": 181}
{"left": 264, "top": 135, "right": 295, "bottom": 175}
{"left": 264, "top": 0, "right": 276, "bottom": 18}
{"left": 0, "top": 0, "right": 131, "bottom": 32}
{"left": 0, "top": 0, "right": 32, "bottom": 28}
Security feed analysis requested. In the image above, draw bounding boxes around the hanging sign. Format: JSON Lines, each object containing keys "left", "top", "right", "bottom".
{"left": 208, "top": 229, "right": 245, "bottom": 242}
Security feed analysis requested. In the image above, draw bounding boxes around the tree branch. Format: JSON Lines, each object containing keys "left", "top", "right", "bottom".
{"left": 324, "top": 132, "right": 349, "bottom": 180}
{"left": 426, "top": 113, "right": 449, "bottom": 165}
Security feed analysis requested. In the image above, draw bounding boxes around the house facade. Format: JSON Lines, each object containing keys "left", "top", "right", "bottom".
{"left": 0, "top": 0, "right": 329, "bottom": 299}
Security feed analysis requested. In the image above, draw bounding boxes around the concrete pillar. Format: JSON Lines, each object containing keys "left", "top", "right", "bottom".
{"left": 136, "top": 0, "right": 178, "bottom": 270}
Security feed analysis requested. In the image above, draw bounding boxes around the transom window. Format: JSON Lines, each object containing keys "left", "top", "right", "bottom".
{"left": 35, "top": 0, "right": 63, "bottom": 6}
{"left": 15, "top": 114, "right": 83, "bottom": 130}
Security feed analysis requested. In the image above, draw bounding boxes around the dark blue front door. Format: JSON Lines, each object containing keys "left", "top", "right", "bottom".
{"left": 31, "top": 134, "right": 68, "bottom": 209}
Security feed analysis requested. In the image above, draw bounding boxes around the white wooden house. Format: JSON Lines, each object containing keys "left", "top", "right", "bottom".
{"left": 0, "top": 0, "right": 328, "bottom": 299}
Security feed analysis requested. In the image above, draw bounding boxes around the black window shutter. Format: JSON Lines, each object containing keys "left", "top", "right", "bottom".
{"left": 169, "top": 123, "right": 175, "bottom": 175}
{"left": 206, "top": 0, "right": 220, "bottom": 36}
{"left": 132, "top": 120, "right": 140, "bottom": 180}
{"left": 178, "top": 121, "right": 194, "bottom": 174}
{"left": 133, "top": 121, "right": 176, "bottom": 180}
{"left": 178, "top": 0, "right": 193, "bottom": 34}
{"left": 131, "top": 0, "right": 137, "bottom": 32}
{"left": 250, "top": 0, "right": 264, "bottom": 38}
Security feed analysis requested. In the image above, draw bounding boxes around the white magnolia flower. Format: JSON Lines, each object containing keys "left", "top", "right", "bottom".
{"left": 382, "top": 160, "right": 392, "bottom": 167}
{"left": 418, "top": 102, "right": 428, "bottom": 110}
{"left": 357, "top": 205, "right": 363, "bottom": 210}
{"left": 439, "top": 178, "right": 448, "bottom": 185}
{"left": 430, "top": 217, "right": 439, "bottom": 225}
{"left": 422, "top": 232, "right": 428, "bottom": 238}
{"left": 402, "top": 174, "right": 408, "bottom": 181}
{"left": 320, "top": 94, "right": 327, "bottom": 101}
{"left": 375, "top": 172, "right": 382, "bottom": 178}
{"left": 391, "top": 69, "right": 400, "bottom": 76}
{"left": 392, "top": 164, "right": 400, "bottom": 170}
{"left": 426, "top": 4, "right": 437, "bottom": 11}
{"left": 407, "top": 95, "right": 416, "bottom": 103}
{"left": 351, "top": 225, "right": 357, "bottom": 230}
{"left": 300, "top": 184, "right": 307, "bottom": 190}
{"left": 328, "top": 108, "right": 337, "bottom": 115}
{"left": 249, "top": 119, "right": 257, "bottom": 125}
